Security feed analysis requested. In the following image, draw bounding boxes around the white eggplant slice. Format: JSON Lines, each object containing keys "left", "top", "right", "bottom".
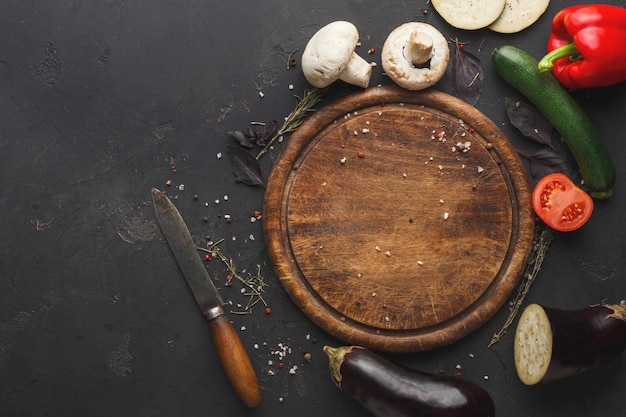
{"left": 489, "top": 0, "right": 550, "bottom": 34}
{"left": 514, "top": 303, "right": 553, "bottom": 385}
{"left": 431, "top": 0, "right": 505, "bottom": 30}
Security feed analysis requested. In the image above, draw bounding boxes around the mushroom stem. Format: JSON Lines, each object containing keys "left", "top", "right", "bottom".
{"left": 338, "top": 52, "right": 373, "bottom": 89}
{"left": 403, "top": 31, "right": 433, "bottom": 68}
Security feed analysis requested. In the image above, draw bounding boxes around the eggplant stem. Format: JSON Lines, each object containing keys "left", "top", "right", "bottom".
{"left": 605, "top": 300, "right": 626, "bottom": 322}
{"left": 324, "top": 345, "right": 359, "bottom": 389}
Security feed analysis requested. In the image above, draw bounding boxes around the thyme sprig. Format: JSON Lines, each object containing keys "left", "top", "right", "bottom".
{"left": 256, "top": 87, "right": 327, "bottom": 160}
{"left": 198, "top": 239, "right": 269, "bottom": 314}
{"left": 488, "top": 226, "right": 554, "bottom": 347}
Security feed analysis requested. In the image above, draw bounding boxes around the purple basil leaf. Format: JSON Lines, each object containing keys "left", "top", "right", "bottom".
{"left": 246, "top": 120, "right": 278, "bottom": 147}
{"left": 446, "top": 46, "right": 483, "bottom": 105}
{"left": 225, "top": 145, "right": 265, "bottom": 186}
{"left": 505, "top": 98, "right": 556, "bottom": 151}
{"left": 520, "top": 148, "right": 580, "bottom": 182}
{"left": 255, "top": 120, "right": 278, "bottom": 146}
{"left": 229, "top": 130, "right": 255, "bottom": 148}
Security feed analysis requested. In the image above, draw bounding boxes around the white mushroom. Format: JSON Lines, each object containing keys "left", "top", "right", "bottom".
{"left": 381, "top": 22, "right": 449, "bottom": 91}
{"left": 301, "top": 21, "right": 372, "bottom": 89}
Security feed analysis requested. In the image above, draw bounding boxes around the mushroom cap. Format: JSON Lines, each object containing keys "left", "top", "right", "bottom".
{"left": 381, "top": 22, "right": 450, "bottom": 91}
{"left": 301, "top": 21, "right": 363, "bottom": 88}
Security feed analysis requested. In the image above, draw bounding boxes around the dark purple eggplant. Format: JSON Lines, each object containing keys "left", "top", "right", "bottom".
{"left": 514, "top": 300, "right": 626, "bottom": 385}
{"left": 323, "top": 345, "right": 495, "bottom": 417}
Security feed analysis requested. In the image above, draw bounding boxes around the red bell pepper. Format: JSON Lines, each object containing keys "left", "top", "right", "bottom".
{"left": 538, "top": 4, "right": 626, "bottom": 89}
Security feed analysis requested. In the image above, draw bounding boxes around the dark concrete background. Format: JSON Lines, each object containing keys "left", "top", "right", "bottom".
{"left": 1, "top": 1, "right": 625, "bottom": 416}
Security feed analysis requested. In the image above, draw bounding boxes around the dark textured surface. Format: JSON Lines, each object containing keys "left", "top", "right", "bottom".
{"left": 1, "top": 1, "right": 625, "bottom": 416}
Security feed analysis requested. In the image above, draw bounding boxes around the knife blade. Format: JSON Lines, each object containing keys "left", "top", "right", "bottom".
{"left": 151, "top": 187, "right": 261, "bottom": 408}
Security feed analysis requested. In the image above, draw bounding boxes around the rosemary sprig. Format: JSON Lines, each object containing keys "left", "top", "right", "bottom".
{"left": 488, "top": 226, "right": 554, "bottom": 347}
{"left": 198, "top": 239, "right": 269, "bottom": 313}
{"left": 256, "top": 87, "right": 327, "bottom": 160}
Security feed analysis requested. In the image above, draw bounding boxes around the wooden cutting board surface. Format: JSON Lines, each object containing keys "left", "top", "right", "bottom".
{"left": 263, "top": 86, "right": 534, "bottom": 352}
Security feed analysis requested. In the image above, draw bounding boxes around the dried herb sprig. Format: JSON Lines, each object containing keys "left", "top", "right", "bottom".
{"left": 256, "top": 87, "right": 327, "bottom": 160}
{"left": 198, "top": 239, "right": 269, "bottom": 314}
{"left": 488, "top": 226, "right": 554, "bottom": 347}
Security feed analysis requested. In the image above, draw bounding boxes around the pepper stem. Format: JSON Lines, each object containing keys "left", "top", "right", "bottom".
{"left": 538, "top": 42, "right": 581, "bottom": 73}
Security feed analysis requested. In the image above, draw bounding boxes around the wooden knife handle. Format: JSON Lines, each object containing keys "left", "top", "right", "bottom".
{"left": 208, "top": 314, "right": 262, "bottom": 408}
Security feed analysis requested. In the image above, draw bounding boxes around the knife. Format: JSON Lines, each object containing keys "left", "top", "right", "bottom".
{"left": 151, "top": 187, "right": 261, "bottom": 408}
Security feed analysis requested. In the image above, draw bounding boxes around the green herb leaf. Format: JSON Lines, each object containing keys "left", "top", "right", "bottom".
{"left": 256, "top": 88, "right": 327, "bottom": 159}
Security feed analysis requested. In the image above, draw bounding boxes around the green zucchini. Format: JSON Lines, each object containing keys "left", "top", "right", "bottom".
{"left": 491, "top": 45, "right": 616, "bottom": 199}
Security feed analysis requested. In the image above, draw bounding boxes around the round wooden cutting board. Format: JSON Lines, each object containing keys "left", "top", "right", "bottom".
{"left": 263, "top": 86, "right": 535, "bottom": 353}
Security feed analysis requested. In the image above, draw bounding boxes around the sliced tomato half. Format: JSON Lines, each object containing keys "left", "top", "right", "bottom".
{"left": 532, "top": 173, "right": 594, "bottom": 232}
